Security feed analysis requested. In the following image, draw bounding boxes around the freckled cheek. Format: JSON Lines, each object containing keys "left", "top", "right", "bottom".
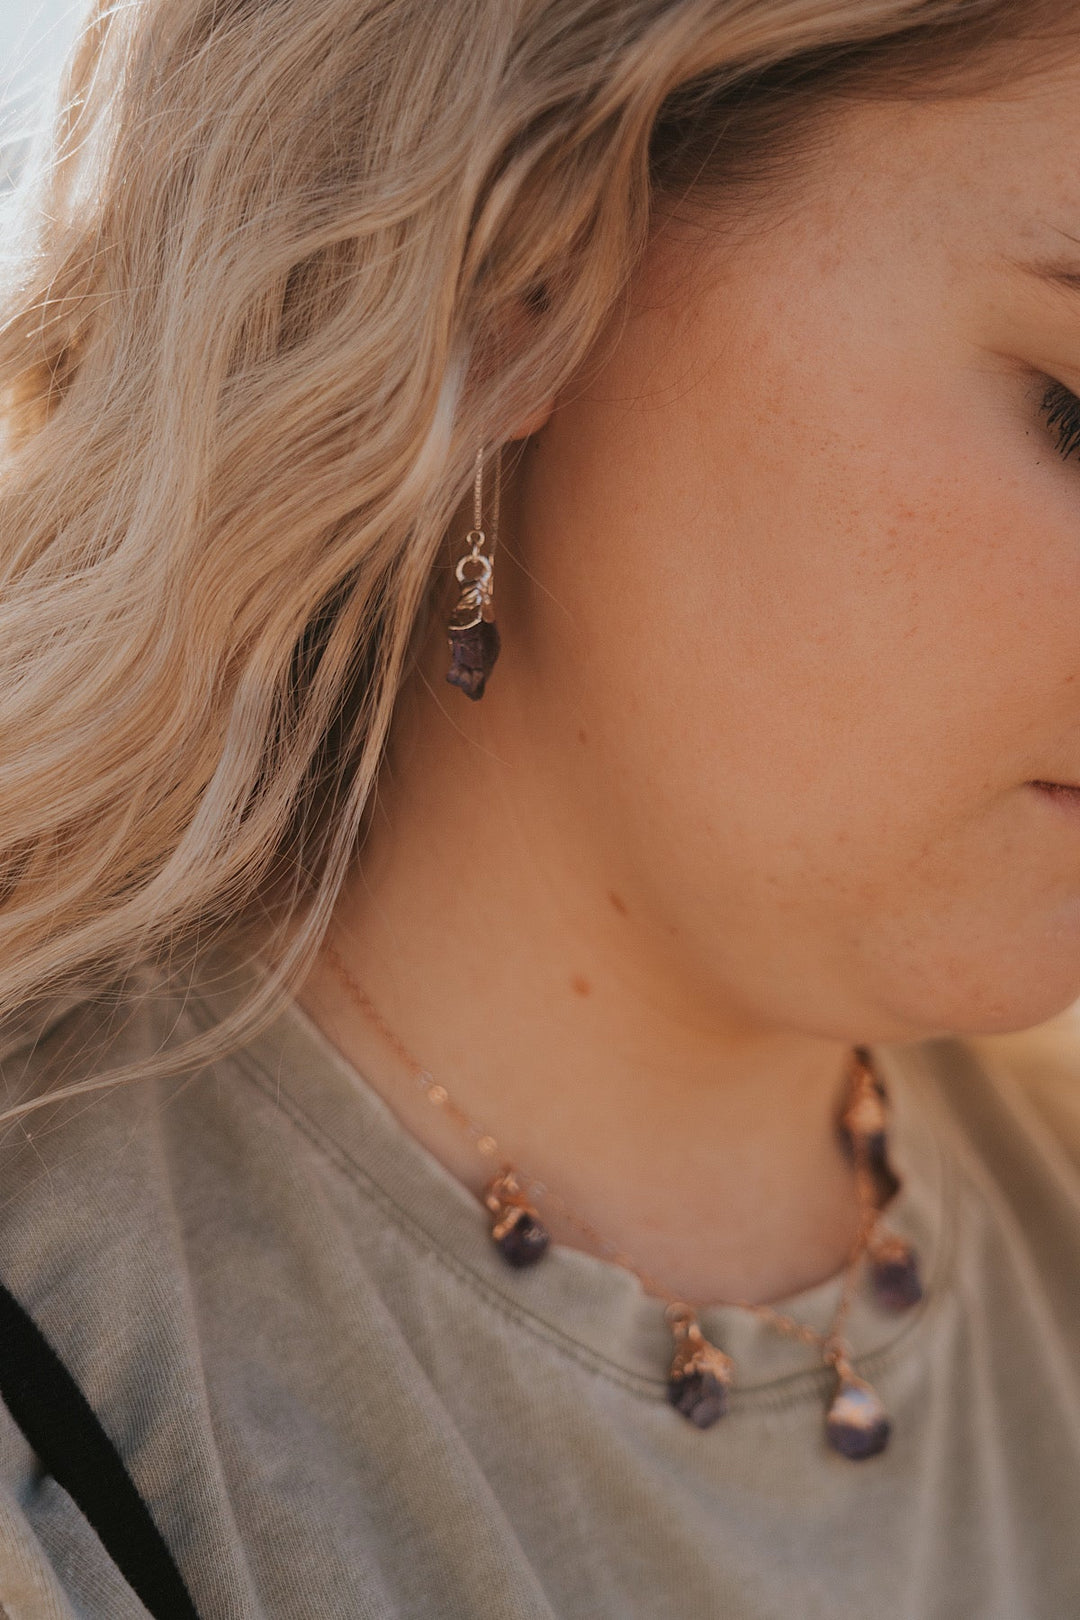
{"left": 629, "top": 476, "right": 1055, "bottom": 860}
{"left": 892, "top": 471, "right": 1080, "bottom": 744}
{"left": 575, "top": 360, "right": 1079, "bottom": 850}
{"left": 776, "top": 429, "right": 1080, "bottom": 744}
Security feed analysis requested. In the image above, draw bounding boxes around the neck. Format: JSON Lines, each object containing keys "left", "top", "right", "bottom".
{"left": 294, "top": 600, "right": 865, "bottom": 1307}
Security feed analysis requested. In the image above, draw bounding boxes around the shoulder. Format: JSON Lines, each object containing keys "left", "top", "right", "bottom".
{"left": 0, "top": 954, "right": 289, "bottom": 1325}
{"left": 0, "top": 947, "right": 279, "bottom": 1152}
{"left": 0, "top": 962, "right": 290, "bottom": 1616}
{"left": 0, "top": 970, "right": 187, "bottom": 1293}
{"left": 1, "top": 960, "right": 171, "bottom": 1099}
{"left": 0, "top": 962, "right": 199, "bottom": 1215}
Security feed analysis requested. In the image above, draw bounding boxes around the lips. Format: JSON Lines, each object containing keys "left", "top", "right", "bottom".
{"left": 1030, "top": 780, "right": 1080, "bottom": 807}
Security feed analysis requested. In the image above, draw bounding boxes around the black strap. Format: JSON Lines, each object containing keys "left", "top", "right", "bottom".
{"left": 0, "top": 1277, "right": 201, "bottom": 1620}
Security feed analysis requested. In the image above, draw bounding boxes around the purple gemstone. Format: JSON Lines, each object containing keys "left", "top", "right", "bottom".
{"left": 825, "top": 1381, "right": 891, "bottom": 1460}
{"left": 871, "top": 1248, "right": 923, "bottom": 1311}
{"left": 838, "top": 1124, "right": 888, "bottom": 1169}
{"left": 494, "top": 1211, "right": 550, "bottom": 1268}
{"left": 446, "top": 619, "right": 501, "bottom": 701}
{"left": 667, "top": 1370, "right": 728, "bottom": 1429}
{"left": 864, "top": 1129, "right": 888, "bottom": 1168}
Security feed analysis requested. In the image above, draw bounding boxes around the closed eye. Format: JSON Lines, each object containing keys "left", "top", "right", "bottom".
{"left": 1042, "top": 379, "right": 1080, "bottom": 462}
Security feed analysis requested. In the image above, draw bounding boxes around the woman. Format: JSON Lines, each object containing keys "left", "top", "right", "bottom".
{"left": 1, "top": 0, "right": 1080, "bottom": 1613}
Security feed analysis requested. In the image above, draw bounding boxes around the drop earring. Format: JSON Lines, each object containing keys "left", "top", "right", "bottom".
{"left": 445, "top": 443, "right": 502, "bottom": 701}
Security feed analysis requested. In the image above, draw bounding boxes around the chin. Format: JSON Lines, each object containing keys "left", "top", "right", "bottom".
{"left": 867, "top": 919, "right": 1080, "bottom": 1042}
{"left": 901, "top": 967, "right": 1080, "bottom": 1042}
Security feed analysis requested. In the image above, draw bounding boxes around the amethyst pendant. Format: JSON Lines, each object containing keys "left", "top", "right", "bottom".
{"left": 665, "top": 1304, "right": 734, "bottom": 1431}
{"left": 493, "top": 1209, "right": 550, "bottom": 1268}
{"left": 483, "top": 1168, "right": 550, "bottom": 1268}
{"left": 870, "top": 1235, "right": 923, "bottom": 1311}
{"left": 838, "top": 1057, "right": 889, "bottom": 1168}
{"left": 668, "top": 1367, "right": 729, "bottom": 1429}
{"left": 825, "top": 1372, "right": 891, "bottom": 1460}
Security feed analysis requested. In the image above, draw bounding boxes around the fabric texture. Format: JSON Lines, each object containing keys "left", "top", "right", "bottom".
{"left": 0, "top": 942, "right": 1078, "bottom": 1619}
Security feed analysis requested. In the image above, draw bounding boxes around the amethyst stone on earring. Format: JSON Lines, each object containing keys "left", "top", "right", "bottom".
{"left": 445, "top": 543, "right": 501, "bottom": 702}
{"left": 446, "top": 617, "right": 501, "bottom": 702}
{"left": 483, "top": 1168, "right": 550, "bottom": 1268}
{"left": 869, "top": 1234, "right": 923, "bottom": 1311}
{"left": 825, "top": 1365, "right": 891, "bottom": 1460}
{"left": 665, "top": 1305, "right": 735, "bottom": 1430}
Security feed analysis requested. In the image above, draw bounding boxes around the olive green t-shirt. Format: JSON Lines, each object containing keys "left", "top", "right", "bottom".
{"left": 0, "top": 943, "right": 1079, "bottom": 1618}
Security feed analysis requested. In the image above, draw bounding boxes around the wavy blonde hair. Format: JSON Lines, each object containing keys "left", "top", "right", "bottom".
{"left": 0, "top": 0, "right": 1072, "bottom": 1111}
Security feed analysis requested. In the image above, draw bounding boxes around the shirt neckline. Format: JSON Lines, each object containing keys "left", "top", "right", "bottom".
{"left": 183, "top": 941, "right": 953, "bottom": 1403}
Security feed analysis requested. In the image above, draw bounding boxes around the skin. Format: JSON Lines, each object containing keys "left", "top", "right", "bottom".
{"left": 297, "top": 58, "right": 1080, "bottom": 1306}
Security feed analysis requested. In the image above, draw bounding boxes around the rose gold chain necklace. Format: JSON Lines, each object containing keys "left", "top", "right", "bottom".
{"left": 322, "top": 940, "right": 922, "bottom": 1460}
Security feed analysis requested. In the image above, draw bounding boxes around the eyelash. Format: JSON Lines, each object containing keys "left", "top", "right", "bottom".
{"left": 1042, "top": 380, "right": 1080, "bottom": 462}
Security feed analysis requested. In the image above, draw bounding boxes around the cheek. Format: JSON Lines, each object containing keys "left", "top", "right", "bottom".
{"left": 595, "top": 383, "right": 1009, "bottom": 829}
{"left": 540, "top": 357, "right": 1080, "bottom": 1036}
{"left": 637, "top": 320, "right": 1080, "bottom": 825}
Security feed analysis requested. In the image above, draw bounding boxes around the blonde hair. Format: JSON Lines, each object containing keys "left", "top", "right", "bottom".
{"left": 0, "top": 0, "right": 1071, "bottom": 1111}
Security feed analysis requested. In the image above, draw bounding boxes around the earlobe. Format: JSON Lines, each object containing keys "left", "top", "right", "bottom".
{"left": 505, "top": 400, "right": 555, "bottom": 440}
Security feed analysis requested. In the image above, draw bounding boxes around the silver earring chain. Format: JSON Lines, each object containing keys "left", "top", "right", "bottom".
{"left": 470, "top": 443, "right": 501, "bottom": 560}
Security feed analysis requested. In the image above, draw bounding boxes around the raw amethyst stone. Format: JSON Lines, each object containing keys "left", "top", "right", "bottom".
{"left": 667, "top": 1370, "right": 728, "bottom": 1429}
{"left": 494, "top": 1211, "right": 550, "bottom": 1268}
{"left": 871, "top": 1247, "right": 923, "bottom": 1311}
{"left": 825, "top": 1381, "right": 891, "bottom": 1460}
{"left": 446, "top": 619, "right": 501, "bottom": 701}
{"left": 838, "top": 1123, "right": 888, "bottom": 1171}
{"left": 863, "top": 1129, "right": 888, "bottom": 1170}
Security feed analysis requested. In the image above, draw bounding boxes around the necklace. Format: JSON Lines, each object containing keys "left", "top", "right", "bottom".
{"left": 322, "top": 941, "right": 922, "bottom": 1461}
